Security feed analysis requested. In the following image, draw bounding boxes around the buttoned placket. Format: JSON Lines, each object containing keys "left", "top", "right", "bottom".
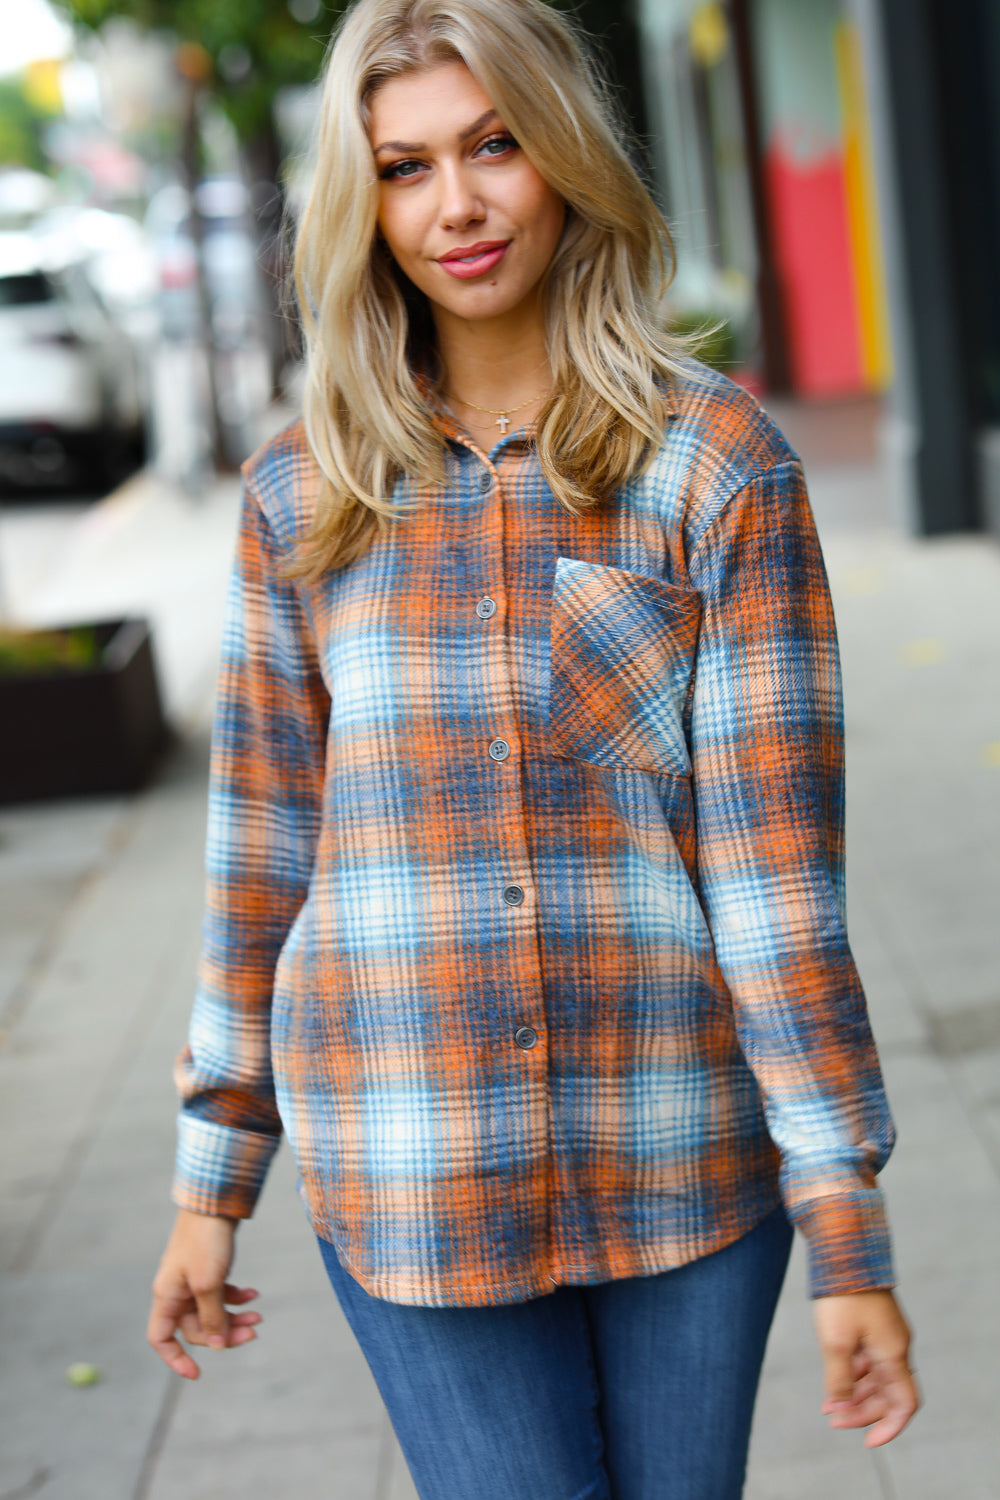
{"left": 460, "top": 442, "right": 550, "bottom": 1065}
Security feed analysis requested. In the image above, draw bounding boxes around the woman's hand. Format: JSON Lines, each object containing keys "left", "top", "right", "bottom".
{"left": 147, "top": 1208, "right": 261, "bottom": 1379}
{"left": 813, "top": 1289, "right": 919, "bottom": 1446}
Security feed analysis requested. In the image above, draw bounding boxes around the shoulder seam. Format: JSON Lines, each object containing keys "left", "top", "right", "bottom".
{"left": 240, "top": 420, "right": 313, "bottom": 553}
{"left": 688, "top": 457, "right": 805, "bottom": 565}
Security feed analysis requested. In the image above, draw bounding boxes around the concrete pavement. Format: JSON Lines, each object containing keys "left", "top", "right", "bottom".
{"left": 1, "top": 445, "right": 999, "bottom": 1499}
{"left": 0, "top": 469, "right": 241, "bottom": 729}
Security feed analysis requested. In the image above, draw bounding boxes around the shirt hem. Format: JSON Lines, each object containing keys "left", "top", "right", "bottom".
{"left": 309, "top": 1187, "right": 784, "bottom": 1308}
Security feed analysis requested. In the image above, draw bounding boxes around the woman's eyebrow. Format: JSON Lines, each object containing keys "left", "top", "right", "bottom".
{"left": 458, "top": 108, "right": 501, "bottom": 141}
{"left": 373, "top": 137, "right": 424, "bottom": 156}
{"left": 373, "top": 109, "right": 501, "bottom": 156}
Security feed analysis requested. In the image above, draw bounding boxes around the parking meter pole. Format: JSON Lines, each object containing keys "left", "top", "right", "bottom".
{"left": 179, "top": 68, "right": 226, "bottom": 477}
{"left": 0, "top": 508, "right": 8, "bottom": 628}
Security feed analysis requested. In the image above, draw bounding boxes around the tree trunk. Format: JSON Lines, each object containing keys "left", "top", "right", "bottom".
{"left": 730, "top": 0, "right": 793, "bottom": 394}
{"left": 242, "top": 112, "right": 299, "bottom": 398}
{"left": 180, "top": 76, "right": 227, "bottom": 468}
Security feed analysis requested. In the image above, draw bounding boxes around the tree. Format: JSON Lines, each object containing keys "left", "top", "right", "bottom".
{"left": 53, "top": 0, "right": 343, "bottom": 162}
{"left": 0, "top": 75, "right": 61, "bottom": 175}
{"left": 53, "top": 0, "right": 645, "bottom": 188}
{"left": 52, "top": 0, "right": 349, "bottom": 447}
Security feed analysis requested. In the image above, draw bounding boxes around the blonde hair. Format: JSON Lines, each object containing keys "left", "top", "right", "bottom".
{"left": 292, "top": 0, "right": 690, "bottom": 577}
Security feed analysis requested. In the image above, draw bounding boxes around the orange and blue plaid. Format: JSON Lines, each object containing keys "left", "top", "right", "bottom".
{"left": 174, "top": 364, "right": 896, "bottom": 1305}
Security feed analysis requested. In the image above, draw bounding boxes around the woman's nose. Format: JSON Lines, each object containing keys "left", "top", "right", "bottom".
{"left": 437, "top": 163, "right": 485, "bottom": 230}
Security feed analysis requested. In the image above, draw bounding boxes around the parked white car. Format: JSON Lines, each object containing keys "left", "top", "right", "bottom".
{"left": 0, "top": 234, "right": 145, "bottom": 487}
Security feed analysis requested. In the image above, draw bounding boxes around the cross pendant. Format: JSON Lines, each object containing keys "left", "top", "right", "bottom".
{"left": 496, "top": 413, "right": 510, "bottom": 435}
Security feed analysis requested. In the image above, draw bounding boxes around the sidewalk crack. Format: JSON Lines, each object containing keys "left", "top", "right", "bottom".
{"left": 0, "top": 1467, "right": 51, "bottom": 1500}
{"left": 132, "top": 1375, "right": 181, "bottom": 1500}
{"left": 874, "top": 1446, "right": 898, "bottom": 1500}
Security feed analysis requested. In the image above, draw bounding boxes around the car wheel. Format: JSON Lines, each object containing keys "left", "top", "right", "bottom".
{"left": 85, "top": 426, "right": 146, "bottom": 491}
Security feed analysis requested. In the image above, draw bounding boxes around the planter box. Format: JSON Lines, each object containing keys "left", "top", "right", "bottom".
{"left": 0, "top": 618, "right": 168, "bottom": 803}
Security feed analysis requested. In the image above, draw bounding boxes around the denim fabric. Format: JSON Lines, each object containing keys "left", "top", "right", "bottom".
{"left": 317, "top": 1205, "right": 794, "bottom": 1499}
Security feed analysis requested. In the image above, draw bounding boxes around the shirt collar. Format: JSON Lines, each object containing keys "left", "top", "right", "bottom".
{"left": 416, "top": 369, "right": 680, "bottom": 459}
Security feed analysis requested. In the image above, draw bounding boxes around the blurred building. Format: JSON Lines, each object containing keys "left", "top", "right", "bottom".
{"left": 625, "top": 0, "right": 1000, "bottom": 541}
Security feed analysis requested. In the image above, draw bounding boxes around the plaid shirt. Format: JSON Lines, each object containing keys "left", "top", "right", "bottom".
{"left": 174, "top": 364, "right": 895, "bottom": 1306}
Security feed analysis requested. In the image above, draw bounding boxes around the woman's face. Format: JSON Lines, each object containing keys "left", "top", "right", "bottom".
{"left": 368, "top": 61, "right": 565, "bottom": 332}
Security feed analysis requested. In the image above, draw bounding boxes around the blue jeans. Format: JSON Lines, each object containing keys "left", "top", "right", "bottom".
{"left": 317, "top": 1205, "right": 793, "bottom": 1500}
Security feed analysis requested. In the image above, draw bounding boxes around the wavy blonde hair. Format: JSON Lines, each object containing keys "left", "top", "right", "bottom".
{"left": 292, "top": 0, "right": 690, "bottom": 577}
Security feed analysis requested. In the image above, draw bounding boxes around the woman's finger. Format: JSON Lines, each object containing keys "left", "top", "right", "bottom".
{"left": 147, "top": 1303, "right": 201, "bottom": 1379}
{"left": 179, "top": 1308, "right": 261, "bottom": 1346}
{"left": 224, "top": 1324, "right": 258, "bottom": 1348}
{"left": 824, "top": 1390, "right": 885, "bottom": 1429}
{"left": 222, "top": 1283, "right": 260, "bottom": 1305}
{"left": 190, "top": 1281, "right": 229, "bottom": 1350}
{"left": 822, "top": 1359, "right": 919, "bottom": 1443}
{"left": 819, "top": 1340, "right": 856, "bottom": 1410}
{"left": 863, "top": 1366, "right": 921, "bottom": 1448}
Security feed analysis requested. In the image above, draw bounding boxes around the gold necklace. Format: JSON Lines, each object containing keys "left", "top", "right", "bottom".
{"left": 449, "top": 389, "right": 547, "bottom": 436}
{"left": 445, "top": 357, "right": 550, "bottom": 436}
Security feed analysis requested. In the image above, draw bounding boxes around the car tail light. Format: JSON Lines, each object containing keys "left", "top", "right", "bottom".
{"left": 161, "top": 263, "right": 198, "bottom": 289}
{"left": 33, "top": 330, "right": 84, "bottom": 347}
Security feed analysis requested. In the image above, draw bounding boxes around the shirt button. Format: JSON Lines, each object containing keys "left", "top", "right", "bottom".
{"left": 514, "top": 1026, "right": 538, "bottom": 1050}
{"left": 502, "top": 884, "right": 524, "bottom": 906}
{"left": 479, "top": 471, "right": 492, "bottom": 493}
{"left": 488, "top": 738, "right": 510, "bottom": 761}
{"left": 476, "top": 597, "right": 497, "bottom": 619}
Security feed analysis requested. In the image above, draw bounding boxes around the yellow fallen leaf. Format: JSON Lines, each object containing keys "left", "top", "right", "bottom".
{"left": 842, "top": 567, "right": 882, "bottom": 596}
{"left": 900, "top": 638, "right": 945, "bottom": 667}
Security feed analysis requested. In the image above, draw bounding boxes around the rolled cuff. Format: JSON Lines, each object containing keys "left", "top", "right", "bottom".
{"left": 797, "top": 1188, "right": 896, "bottom": 1298}
{"left": 172, "top": 1112, "right": 281, "bottom": 1220}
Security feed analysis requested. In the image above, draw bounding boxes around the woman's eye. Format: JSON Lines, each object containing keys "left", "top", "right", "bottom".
{"left": 478, "top": 133, "right": 517, "bottom": 158}
{"left": 378, "top": 135, "right": 516, "bottom": 180}
{"left": 380, "top": 159, "right": 423, "bottom": 181}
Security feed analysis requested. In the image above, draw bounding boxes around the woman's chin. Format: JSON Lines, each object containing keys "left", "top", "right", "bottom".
{"left": 425, "top": 279, "right": 538, "bottom": 328}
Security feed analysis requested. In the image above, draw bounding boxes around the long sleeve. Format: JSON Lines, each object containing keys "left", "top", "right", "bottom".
{"left": 172, "top": 477, "right": 330, "bottom": 1219}
{"left": 687, "top": 460, "right": 896, "bottom": 1297}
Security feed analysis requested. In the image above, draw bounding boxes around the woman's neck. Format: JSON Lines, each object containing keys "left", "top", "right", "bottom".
{"left": 433, "top": 298, "right": 550, "bottom": 411}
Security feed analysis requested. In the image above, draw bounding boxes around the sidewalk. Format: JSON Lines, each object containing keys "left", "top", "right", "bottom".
{"left": 0, "top": 468, "right": 242, "bottom": 729}
{"left": 1, "top": 450, "right": 999, "bottom": 1499}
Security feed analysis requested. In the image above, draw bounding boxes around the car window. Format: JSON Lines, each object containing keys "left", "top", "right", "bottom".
{"left": 0, "top": 273, "right": 56, "bottom": 306}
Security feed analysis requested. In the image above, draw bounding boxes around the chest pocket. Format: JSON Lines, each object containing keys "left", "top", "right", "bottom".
{"left": 547, "top": 557, "right": 702, "bottom": 778}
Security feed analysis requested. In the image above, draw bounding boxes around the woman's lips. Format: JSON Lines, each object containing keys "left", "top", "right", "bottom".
{"left": 437, "top": 242, "right": 510, "bottom": 279}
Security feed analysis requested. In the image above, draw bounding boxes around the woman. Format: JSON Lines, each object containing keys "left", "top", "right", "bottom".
{"left": 147, "top": 1, "right": 919, "bottom": 1494}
